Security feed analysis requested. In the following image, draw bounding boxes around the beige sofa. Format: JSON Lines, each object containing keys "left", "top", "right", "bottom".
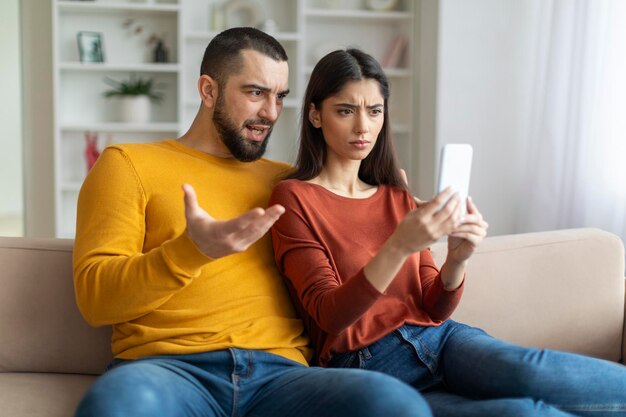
{"left": 0, "top": 228, "right": 624, "bottom": 416}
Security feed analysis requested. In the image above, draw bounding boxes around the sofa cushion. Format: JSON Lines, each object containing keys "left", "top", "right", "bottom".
{"left": 432, "top": 228, "right": 625, "bottom": 362}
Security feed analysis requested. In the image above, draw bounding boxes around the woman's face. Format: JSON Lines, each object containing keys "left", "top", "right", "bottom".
{"left": 309, "top": 79, "right": 385, "bottom": 163}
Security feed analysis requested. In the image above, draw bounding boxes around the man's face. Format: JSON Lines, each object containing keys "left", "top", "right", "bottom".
{"left": 213, "top": 50, "right": 289, "bottom": 162}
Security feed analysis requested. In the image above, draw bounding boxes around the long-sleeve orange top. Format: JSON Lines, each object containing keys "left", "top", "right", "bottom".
{"left": 73, "top": 140, "right": 310, "bottom": 364}
{"left": 270, "top": 180, "right": 464, "bottom": 366}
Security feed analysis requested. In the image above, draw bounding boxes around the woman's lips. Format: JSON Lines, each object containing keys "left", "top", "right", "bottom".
{"left": 350, "top": 140, "right": 370, "bottom": 150}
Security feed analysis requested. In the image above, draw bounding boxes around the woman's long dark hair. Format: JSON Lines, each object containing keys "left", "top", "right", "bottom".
{"left": 288, "top": 48, "right": 407, "bottom": 190}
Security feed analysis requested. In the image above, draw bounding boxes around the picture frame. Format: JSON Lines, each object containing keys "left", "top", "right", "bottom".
{"left": 77, "top": 31, "right": 105, "bottom": 63}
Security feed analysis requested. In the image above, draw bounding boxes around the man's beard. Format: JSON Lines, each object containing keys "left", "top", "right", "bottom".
{"left": 213, "top": 98, "right": 273, "bottom": 162}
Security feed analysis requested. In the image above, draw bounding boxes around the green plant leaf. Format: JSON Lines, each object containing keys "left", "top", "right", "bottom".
{"left": 102, "top": 73, "right": 164, "bottom": 102}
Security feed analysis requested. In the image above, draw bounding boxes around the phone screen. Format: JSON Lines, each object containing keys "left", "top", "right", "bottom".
{"left": 437, "top": 144, "right": 473, "bottom": 215}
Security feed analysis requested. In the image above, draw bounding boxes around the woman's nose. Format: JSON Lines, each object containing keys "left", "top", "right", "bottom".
{"left": 354, "top": 114, "right": 369, "bottom": 134}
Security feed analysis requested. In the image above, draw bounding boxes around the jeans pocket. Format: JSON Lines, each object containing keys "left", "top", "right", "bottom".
{"left": 328, "top": 351, "right": 360, "bottom": 369}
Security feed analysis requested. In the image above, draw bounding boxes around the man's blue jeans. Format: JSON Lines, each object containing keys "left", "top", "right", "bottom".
{"left": 75, "top": 348, "right": 432, "bottom": 417}
{"left": 328, "top": 320, "right": 626, "bottom": 417}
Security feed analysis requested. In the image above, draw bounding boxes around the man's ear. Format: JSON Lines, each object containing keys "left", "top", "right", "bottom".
{"left": 308, "top": 103, "right": 322, "bottom": 128}
{"left": 198, "top": 75, "right": 218, "bottom": 108}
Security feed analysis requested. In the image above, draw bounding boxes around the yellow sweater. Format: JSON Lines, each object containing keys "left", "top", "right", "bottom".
{"left": 73, "top": 140, "right": 310, "bottom": 365}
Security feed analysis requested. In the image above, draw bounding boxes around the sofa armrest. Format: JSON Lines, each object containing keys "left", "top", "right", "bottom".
{"left": 0, "top": 237, "right": 112, "bottom": 374}
{"left": 431, "top": 228, "right": 625, "bottom": 362}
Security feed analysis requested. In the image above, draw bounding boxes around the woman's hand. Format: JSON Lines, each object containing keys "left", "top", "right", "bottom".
{"left": 389, "top": 188, "right": 462, "bottom": 257}
{"left": 437, "top": 197, "right": 488, "bottom": 290}
{"left": 446, "top": 197, "right": 488, "bottom": 265}
{"left": 364, "top": 188, "right": 461, "bottom": 293}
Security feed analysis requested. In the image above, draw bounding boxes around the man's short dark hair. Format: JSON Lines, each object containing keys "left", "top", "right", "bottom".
{"left": 200, "top": 27, "right": 288, "bottom": 87}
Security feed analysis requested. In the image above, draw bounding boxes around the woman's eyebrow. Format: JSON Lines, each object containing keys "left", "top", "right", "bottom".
{"left": 333, "top": 102, "right": 384, "bottom": 109}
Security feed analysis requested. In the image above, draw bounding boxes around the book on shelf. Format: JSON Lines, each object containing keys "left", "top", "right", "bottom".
{"left": 382, "top": 35, "right": 408, "bottom": 68}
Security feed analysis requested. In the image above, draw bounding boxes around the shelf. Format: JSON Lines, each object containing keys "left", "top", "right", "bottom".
{"left": 305, "top": 66, "right": 411, "bottom": 78}
{"left": 383, "top": 68, "right": 412, "bottom": 78}
{"left": 60, "top": 181, "right": 83, "bottom": 192}
{"left": 57, "top": 1, "right": 179, "bottom": 14}
{"left": 61, "top": 122, "right": 180, "bottom": 133}
{"left": 59, "top": 62, "right": 181, "bottom": 73}
{"left": 185, "top": 31, "right": 300, "bottom": 42}
{"left": 183, "top": 98, "right": 300, "bottom": 109}
{"left": 305, "top": 9, "right": 412, "bottom": 20}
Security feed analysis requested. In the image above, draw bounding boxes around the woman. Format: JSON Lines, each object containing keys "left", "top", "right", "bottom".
{"left": 269, "top": 48, "right": 626, "bottom": 417}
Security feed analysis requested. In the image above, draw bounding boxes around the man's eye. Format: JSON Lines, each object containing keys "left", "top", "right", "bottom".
{"left": 338, "top": 109, "right": 353, "bottom": 115}
{"left": 250, "top": 90, "right": 262, "bottom": 97}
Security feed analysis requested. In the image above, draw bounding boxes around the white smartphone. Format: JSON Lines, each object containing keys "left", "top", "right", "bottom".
{"left": 436, "top": 144, "right": 473, "bottom": 216}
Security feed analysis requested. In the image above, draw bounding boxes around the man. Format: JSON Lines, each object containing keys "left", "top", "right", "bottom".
{"left": 73, "top": 27, "right": 429, "bottom": 417}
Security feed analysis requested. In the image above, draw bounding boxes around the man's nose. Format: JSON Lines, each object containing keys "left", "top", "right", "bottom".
{"left": 259, "top": 98, "right": 280, "bottom": 122}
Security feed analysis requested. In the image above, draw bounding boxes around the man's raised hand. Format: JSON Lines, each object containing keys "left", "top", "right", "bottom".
{"left": 182, "top": 184, "right": 285, "bottom": 259}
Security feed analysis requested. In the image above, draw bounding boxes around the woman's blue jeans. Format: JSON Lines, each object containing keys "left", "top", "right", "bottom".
{"left": 74, "top": 348, "right": 432, "bottom": 417}
{"left": 328, "top": 320, "right": 626, "bottom": 417}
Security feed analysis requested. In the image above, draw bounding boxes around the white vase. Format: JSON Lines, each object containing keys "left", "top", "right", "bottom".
{"left": 119, "top": 95, "right": 151, "bottom": 123}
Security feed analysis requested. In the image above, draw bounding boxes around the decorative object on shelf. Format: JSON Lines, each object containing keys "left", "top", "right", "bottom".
{"left": 103, "top": 74, "right": 164, "bottom": 123}
{"left": 84, "top": 132, "right": 100, "bottom": 172}
{"left": 84, "top": 132, "right": 113, "bottom": 172}
{"left": 122, "top": 18, "right": 170, "bottom": 63}
{"left": 224, "top": 0, "right": 265, "bottom": 29}
{"left": 148, "top": 34, "right": 169, "bottom": 63}
{"left": 382, "top": 35, "right": 408, "bottom": 68}
{"left": 365, "top": 0, "right": 399, "bottom": 11}
{"left": 77, "top": 31, "right": 105, "bottom": 63}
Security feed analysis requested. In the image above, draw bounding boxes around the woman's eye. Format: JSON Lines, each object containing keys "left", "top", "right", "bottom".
{"left": 370, "top": 108, "right": 383, "bottom": 116}
{"left": 338, "top": 109, "right": 353, "bottom": 115}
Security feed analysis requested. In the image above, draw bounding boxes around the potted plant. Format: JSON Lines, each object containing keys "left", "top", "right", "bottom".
{"left": 103, "top": 73, "right": 164, "bottom": 123}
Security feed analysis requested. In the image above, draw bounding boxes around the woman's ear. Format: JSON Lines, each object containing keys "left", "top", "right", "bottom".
{"left": 198, "top": 75, "right": 218, "bottom": 108}
{"left": 308, "top": 103, "right": 322, "bottom": 128}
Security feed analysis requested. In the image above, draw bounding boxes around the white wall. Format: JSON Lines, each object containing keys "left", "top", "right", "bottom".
{"left": 0, "top": 0, "right": 24, "bottom": 236}
{"left": 436, "top": 0, "right": 539, "bottom": 235}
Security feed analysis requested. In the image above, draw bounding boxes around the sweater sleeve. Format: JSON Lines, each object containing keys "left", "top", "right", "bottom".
{"left": 401, "top": 192, "right": 464, "bottom": 322}
{"left": 270, "top": 184, "right": 383, "bottom": 336}
{"left": 418, "top": 249, "right": 464, "bottom": 322}
{"left": 73, "top": 147, "right": 212, "bottom": 326}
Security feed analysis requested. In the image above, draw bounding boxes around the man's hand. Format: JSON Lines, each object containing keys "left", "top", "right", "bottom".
{"left": 182, "top": 184, "right": 285, "bottom": 259}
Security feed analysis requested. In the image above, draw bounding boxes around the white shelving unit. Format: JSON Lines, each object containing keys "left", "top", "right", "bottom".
{"left": 53, "top": 0, "right": 415, "bottom": 238}
{"left": 52, "top": 0, "right": 182, "bottom": 238}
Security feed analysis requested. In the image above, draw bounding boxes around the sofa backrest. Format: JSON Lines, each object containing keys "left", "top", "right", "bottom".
{"left": 0, "top": 237, "right": 112, "bottom": 374}
{"left": 1, "top": 229, "right": 623, "bottom": 374}
{"left": 431, "top": 228, "right": 625, "bottom": 363}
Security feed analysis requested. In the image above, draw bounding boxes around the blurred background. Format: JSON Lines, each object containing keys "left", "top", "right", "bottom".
{"left": 1, "top": 0, "right": 625, "bottom": 248}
